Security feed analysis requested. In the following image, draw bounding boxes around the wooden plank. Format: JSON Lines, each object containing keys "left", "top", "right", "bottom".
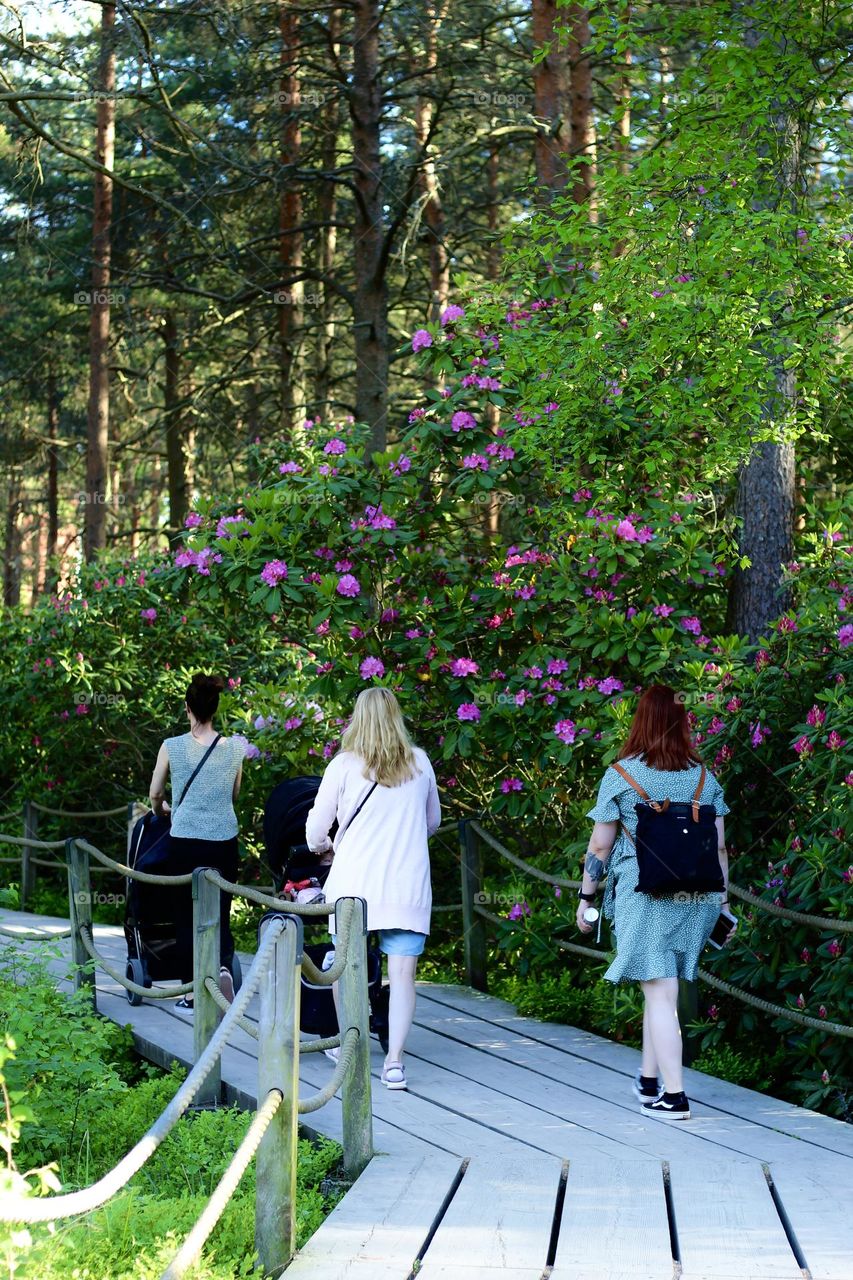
{"left": 419, "top": 984, "right": 853, "bottom": 1160}
{"left": 401, "top": 1021, "right": 716, "bottom": 1164}
{"left": 555, "top": 1157, "right": 673, "bottom": 1276}
{"left": 668, "top": 1158, "right": 801, "bottom": 1279}
{"left": 766, "top": 1162, "right": 853, "bottom": 1280}
{"left": 408, "top": 1008, "right": 852, "bottom": 1179}
{"left": 418, "top": 1154, "right": 560, "bottom": 1274}
{"left": 284, "top": 1148, "right": 460, "bottom": 1277}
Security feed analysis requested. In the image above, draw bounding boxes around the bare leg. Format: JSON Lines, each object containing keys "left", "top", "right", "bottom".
{"left": 385, "top": 954, "right": 418, "bottom": 1065}
{"left": 640, "top": 977, "right": 683, "bottom": 1093}
{"left": 640, "top": 997, "right": 659, "bottom": 1079}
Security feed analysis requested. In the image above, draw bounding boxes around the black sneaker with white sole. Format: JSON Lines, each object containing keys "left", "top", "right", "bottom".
{"left": 633, "top": 1071, "right": 660, "bottom": 1102}
{"left": 641, "top": 1091, "right": 691, "bottom": 1121}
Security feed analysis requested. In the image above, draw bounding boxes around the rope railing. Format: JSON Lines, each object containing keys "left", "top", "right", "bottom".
{"left": 468, "top": 819, "right": 850, "bottom": 933}
{"left": 30, "top": 802, "right": 130, "bottom": 818}
{"left": 0, "top": 918, "right": 285, "bottom": 1224}
{"left": 78, "top": 924, "right": 194, "bottom": 999}
{"left": 298, "top": 1026, "right": 359, "bottom": 1114}
{"left": 462, "top": 818, "right": 853, "bottom": 1039}
{"left": 160, "top": 1087, "right": 283, "bottom": 1280}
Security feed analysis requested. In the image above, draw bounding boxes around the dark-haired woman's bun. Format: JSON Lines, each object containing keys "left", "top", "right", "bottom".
{"left": 185, "top": 673, "right": 225, "bottom": 724}
{"left": 191, "top": 672, "right": 226, "bottom": 691}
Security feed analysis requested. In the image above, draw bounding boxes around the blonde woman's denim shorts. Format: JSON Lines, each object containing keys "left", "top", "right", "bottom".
{"left": 329, "top": 928, "right": 426, "bottom": 957}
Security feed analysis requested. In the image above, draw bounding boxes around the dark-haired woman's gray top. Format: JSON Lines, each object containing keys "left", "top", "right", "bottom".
{"left": 587, "top": 755, "right": 730, "bottom": 983}
{"left": 165, "top": 734, "right": 243, "bottom": 840}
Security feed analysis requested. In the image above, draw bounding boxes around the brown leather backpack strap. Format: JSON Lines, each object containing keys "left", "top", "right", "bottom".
{"left": 691, "top": 764, "right": 707, "bottom": 822}
{"left": 610, "top": 761, "right": 650, "bottom": 801}
{"left": 620, "top": 821, "right": 635, "bottom": 847}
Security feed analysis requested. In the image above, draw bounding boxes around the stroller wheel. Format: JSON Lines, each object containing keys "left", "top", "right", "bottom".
{"left": 230, "top": 953, "right": 243, "bottom": 995}
{"left": 126, "top": 959, "right": 145, "bottom": 1006}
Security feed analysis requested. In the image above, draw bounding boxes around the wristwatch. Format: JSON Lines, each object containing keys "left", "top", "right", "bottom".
{"left": 578, "top": 889, "right": 597, "bottom": 902}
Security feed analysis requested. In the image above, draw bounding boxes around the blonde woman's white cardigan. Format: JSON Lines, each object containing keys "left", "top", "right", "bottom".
{"left": 305, "top": 747, "right": 440, "bottom": 934}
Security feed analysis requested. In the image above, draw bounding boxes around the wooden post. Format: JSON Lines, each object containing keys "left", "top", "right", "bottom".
{"left": 21, "top": 801, "right": 38, "bottom": 910}
{"left": 255, "top": 911, "right": 302, "bottom": 1275}
{"left": 192, "top": 867, "right": 221, "bottom": 1106}
{"left": 336, "top": 896, "right": 373, "bottom": 1179}
{"left": 678, "top": 979, "right": 699, "bottom": 1066}
{"left": 459, "top": 820, "right": 488, "bottom": 992}
{"left": 66, "top": 838, "right": 96, "bottom": 1009}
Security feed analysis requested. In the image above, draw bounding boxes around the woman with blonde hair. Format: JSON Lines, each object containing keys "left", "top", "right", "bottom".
{"left": 306, "top": 688, "right": 441, "bottom": 1090}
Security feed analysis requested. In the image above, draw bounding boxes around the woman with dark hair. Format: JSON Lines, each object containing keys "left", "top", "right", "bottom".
{"left": 148, "top": 673, "right": 243, "bottom": 1008}
{"left": 576, "top": 684, "right": 732, "bottom": 1121}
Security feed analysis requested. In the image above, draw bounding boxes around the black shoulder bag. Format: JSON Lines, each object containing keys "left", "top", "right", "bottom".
{"left": 335, "top": 781, "right": 378, "bottom": 846}
{"left": 612, "top": 762, "right": 724, "bottom": 898}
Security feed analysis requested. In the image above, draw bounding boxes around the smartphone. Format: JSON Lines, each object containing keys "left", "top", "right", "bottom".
{"left": 706, "top": 907, "right": 738, "bottom": 950}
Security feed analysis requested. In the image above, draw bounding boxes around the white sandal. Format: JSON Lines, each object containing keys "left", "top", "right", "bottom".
{"left": 381, "top": 1062, "right": 407, "bottom": 1090}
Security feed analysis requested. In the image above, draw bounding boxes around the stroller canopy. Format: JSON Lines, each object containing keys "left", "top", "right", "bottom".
{"left": 263, "top": 775, "right": 322, "bottom": 880}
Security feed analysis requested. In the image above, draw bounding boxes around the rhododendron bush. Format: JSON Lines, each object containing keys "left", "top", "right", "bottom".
{"left": 0, "top": 309, "right": 849, "bottom": 1116}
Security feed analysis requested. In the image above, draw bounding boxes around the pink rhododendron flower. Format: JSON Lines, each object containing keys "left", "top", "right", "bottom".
{"left": 653, "top": 604, "right": 674, "bottom": 617}
{"left": 323, "top": 438, "right": 346, "bottom": 455}
{"left": 440, "top": 303, "right": 465, "bottom": 325}
{"left": 828, "top": 939, "right": 843, "bottom": 958}
{"left": 315, "top": 619, "right": 330, "bottom": 636}
{"left": 754, "top": 649, "right": 771, "bottom": 671}
{"left": 457, "top": 703, "right": 481, "bottom": 722}
{"left": 411, "top": 328, "right": 433, "bottom": 352}
{"left": 707, "top": 716, "right": 726, "bottom": 735}
{"left": 547, "top": 659, "right": 569, "bottom": 675}
{"left": 508, "top": 901, "right": 531, "bottom": 921}
{"left": 390, "top": 455, "right": 411, "bottom": 475}
{"left": 597, "top": 677, "right": 624, "bottom": 695}
{"left": 279, "top": 461, "right": 302, "bottom": 474}
{"left": 615, "top": 519, "right": 637, "bottom": 540}
{"left": 838, "top": 623, "right": 853, "bottom": 648}
{"left": 554, "top": 719, "right": 577, "bottom": 744}
{"left": 793, "top": 735, "right": 812, "bottom": 757}
{"left": 451, "top": 410, "right": 477, "bottom": 432}
{"left": 800, "top": 947, "right": 811, "bottom": 963}
{"left": 777, "top": 614, "right": 798, "bottom": 633}
{"left": 450, "top": 658, "right": 479, "bottom": 677}
{"left": 681, "top": 616, "right": 702, "bottom": 635}
{"left": 806, "top": 705, "right": 826, "bottom": 727}
{"left": 750, "top": 721, "right": 770, "bottom": 748}
{"left": 184, "top": 512, "right": 203, "bottom": 529}
{"left": 462, "top": 453, "right": 490, "bottom": 471}
{"left": 359, "top": 657, "right": 385, "bottom": 679}
{"left": 501, "top": 777, "right": 523, "bottom": 793}
{"left": 140, "top": 608, "right": 157, "bottom": 623}
{"left": 283, "top": 717, "right": 303, "bottom": 731}
{"left": 826, "top": 730, "right": 847, "bottom": 751}
{"left": 406, "top": 628, "right": 422, "bottom": 639}
{"left": 336, "top": 574, "right": 361, "bottom": 597}
{"left": 260, "top": 559, "right": 289, "bottom": 587}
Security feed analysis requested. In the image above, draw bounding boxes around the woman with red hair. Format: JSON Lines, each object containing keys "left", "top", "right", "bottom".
{"left": 577, "top": 684, "right": 731, "bottom": 1121}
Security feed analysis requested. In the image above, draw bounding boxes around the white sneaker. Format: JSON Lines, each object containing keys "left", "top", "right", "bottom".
{"left": 381, "top": 1062, "right": 407, "bottom": 1090}
{"left": 324, "top": 1046, "right": 340, "bottom": 1063}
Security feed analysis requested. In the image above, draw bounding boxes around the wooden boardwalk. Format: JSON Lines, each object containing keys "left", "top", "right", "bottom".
{"left": 2, "top": 910, "right": 851, "bottom": 1280}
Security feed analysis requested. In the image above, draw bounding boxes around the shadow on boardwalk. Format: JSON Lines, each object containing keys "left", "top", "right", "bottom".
{"left": 2, "top": 910, "right": 851, "bottom": 1280}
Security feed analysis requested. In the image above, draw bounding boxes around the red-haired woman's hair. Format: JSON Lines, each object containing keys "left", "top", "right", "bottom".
{"left": 617, "top": 684, "right": 703, "bottom": 771}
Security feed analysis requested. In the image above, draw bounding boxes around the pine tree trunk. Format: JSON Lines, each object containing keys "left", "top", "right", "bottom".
{"left": 3, "top": 469, "right": 21, "bottom": 608}
{"left": 84, "top": 1, "right": 116, "bottom": 561}
{"left": 46, "top": 364, "right": 60, "bottom": 591}
{"left": 350, "top": 0, "right": 388, "bottom": 453}
{"left": 316, "top": 7, "right": 341, "bottom": 421}
{"left": 532, "top": 0, "right": 570, "bottom": 192}
{"left": 279, "top": 1, "right": 305, "bottom": 435}
{"left": 567, "top": 3, "right": 596, "bottom": 215}
{"left": 727, "top": 13, "right": 801, "bottom": 641}
{"left": 163, "top": 311, "right": 189, "bottom": 535}
{"left": 415, "top": 2, "right": 450, "bottom": 320}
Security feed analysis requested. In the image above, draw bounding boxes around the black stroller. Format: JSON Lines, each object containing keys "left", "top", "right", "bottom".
{"left": 264, "top": 775, "right": 390, "bottom": 1052}
{"left": 124, "top": 812, "right": 243, "bottom": 1007}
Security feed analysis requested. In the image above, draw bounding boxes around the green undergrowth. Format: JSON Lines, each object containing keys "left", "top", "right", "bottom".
{"left": 0, "top": 946, "right": 343, "bottom": 1279}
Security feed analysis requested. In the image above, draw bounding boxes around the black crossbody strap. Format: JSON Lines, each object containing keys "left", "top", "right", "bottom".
{"left": 336, "top": 781, "right": 378, "bottom": 844}
{"left": 176, "top": 734, "right": 222, "bottom": 808}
